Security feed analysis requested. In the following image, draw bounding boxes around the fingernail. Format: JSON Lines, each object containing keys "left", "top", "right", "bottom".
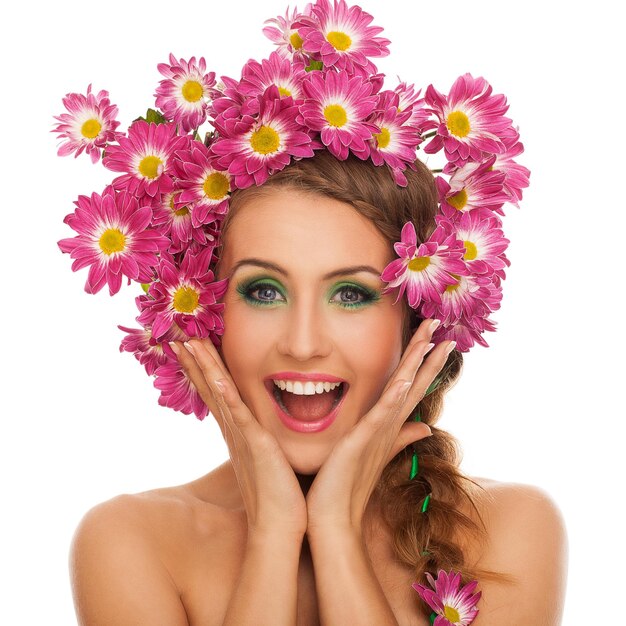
{"left": 424, "top": 342, "right": 435, "bottom": 355}
{"left": 429, "top": 319, "right": 440, "bottom": 334}
{"left": 183, "top": 341, "right": 195, "bottom": 355}
{"left": 444, "top": 341, "right": 456, "bottom": 355}
{"left": 169, "top": 342, "right": 180, "bottom": 356}
{"left": 214, "top": 379, "right": 226, "bottom": 394}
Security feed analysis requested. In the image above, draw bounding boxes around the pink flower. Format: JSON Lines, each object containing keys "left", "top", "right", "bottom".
{"left": 137, "top": 247, "right": 228, "bottom": 340}
{"left": 434, "top": 315, "right": 498, "bottom": 353}
{"left": 239, "top": 52, "right": 308, "bottom": 103}
{"left": 394, "top": 82, "right": 435, "bottom": 134}
{"left": 424, "top": 74, "right": 512, "bottom": 166}
{"left": 412, "top": 569, "right": 481, "bottom": 625}
{"left": 263, "top": 4, "right": 314, "bottom": 61}
{"left": 298, "top": 70, "right": 378, "bottom": 160}
{"left": 363, "top": 90, "right": 423, "bottom": 186}
{"left": 103, "top": 120, "right": 188, "bottom": 198}
{"left": 296, "top": 0, "right": 390, "bottom": 75}
{"left": 172, "top": 141, "right": 232, "bottom": 227}
{"left": 58, "top": 186, "right": 169, "bottom": 296}
{"left": 436, "top": 157, "right": 509, "bottom": 219}
{"left": 155, "top": 53, "right": 217, "bottom": 133}
{"left": 52, "top": 84, "right": 120, "bottom": 163}
{"left": 150, "top": 191, "right": 218, "bottom": 254}
{"left": 211, "top": 86, "right": 315, "bottom": 188}
{"left": 381, "top": 221, "right": 468, "bottom": 309}
{"left": 491, "top": 131, "right": 531, "bottom": 206}
{"left": 154, "top": 359, "right": 208, "bottom": 420}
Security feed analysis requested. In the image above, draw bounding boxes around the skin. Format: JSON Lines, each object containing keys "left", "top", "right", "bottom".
{"left": 68, "top": 187, "right": 568, "bottom": 625}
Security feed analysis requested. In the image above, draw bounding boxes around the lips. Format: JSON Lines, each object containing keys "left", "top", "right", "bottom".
{"left": 263, "top": 379, "right": 349, "bottom": 434}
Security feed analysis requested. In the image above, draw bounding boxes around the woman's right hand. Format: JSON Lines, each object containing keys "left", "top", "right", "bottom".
{"left": 170, "top": 338, "right": 308, "bottom": 540}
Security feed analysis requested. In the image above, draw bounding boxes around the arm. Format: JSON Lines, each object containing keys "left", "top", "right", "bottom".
{"left": 69, "top": 496, "right": 189, "bottom": 626}
{"left": 308, "top": 528, "right": 399, "bottom": 626}
{"left": 222, "top": 530, "right": 304, "bottom": 626}
{"left": 470, "top": 484, "right": 568, "bottom": 625}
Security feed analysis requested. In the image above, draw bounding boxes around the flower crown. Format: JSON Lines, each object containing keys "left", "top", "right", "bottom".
{"left": 53, "top": 0, "right": 529, "bottom": 422}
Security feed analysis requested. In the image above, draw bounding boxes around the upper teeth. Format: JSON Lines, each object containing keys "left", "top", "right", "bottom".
{"left": 273, "top": 380, "right": 342, "bottom": 395}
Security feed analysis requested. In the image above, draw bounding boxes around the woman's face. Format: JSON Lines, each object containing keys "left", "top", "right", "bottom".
{"left": 216, "top": 187, "right": 405, "bottom": 474}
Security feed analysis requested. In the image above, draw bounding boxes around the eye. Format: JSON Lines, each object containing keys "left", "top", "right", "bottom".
{"left": 331, "top": 284, "right": 378, "bottom": 308}
{"left": 238, "top": 280, "right": 285, "bottom": 306}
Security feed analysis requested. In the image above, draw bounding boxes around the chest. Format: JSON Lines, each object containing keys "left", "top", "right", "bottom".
{"left": 173, "top": 522, "right": 430, "bottom": 626}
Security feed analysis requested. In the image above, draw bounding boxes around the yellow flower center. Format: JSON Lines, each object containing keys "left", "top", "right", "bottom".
{"left": 446, "top": 110, "right": 471, "bottom": 138}
{"left": 290, "top": 31, "right": 303, "bottom": 50}
{"left": 443, "top": 605, "right": 461, "bottom": 622}
{"left": 326, "top": 30, "right": 352, "bottom": 51}
{"left": 138, "top": 155, "right": 163, "bottom": 179}
{"left": 173, "top": 286, "right": 200, "bottom": 313}
{"left": 278, "top": 86, "right": 292, "bottom": 97}
{"left": 463, "top": 240, "right": 478, "bottom": 261}
{"left": 374, "top": 127, "right": 391, "bottom": 149}
{"left": 203, "top": 172, "right": 230, "bottom": 200}
{"left": 250, "top": 125, "right": 281, "bottom": 154}
{"left": 181, "top": 80, "right": 204, "bottom": 102}
{"left": 324, "top": 104, "right": 348, "bottom": 127}
{"left": 408, "top": 256, "right": 430, "bottom": 272}
{"left": 99, "top": 228, "right": 126, "bottom": 255}
{"left": 445, "top": 274, "right": 461, "bottom": 293}
{"left": 448, "top": 188, "right": 468, "bottom": 210}
{"left": 175, "top": 206, "right": 189, "bottom": 217}
{"left": 81, "top": 118, "right": 102, "bottom": 139}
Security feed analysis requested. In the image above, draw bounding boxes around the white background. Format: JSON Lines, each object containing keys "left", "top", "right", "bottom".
{"left": 1, "top": 0, "right": 622, "bottom": 623}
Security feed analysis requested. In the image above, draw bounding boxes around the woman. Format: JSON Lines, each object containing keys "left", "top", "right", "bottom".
{"left": 56, "top": 2, "right": 567, "bottom": 623}
{"left": 68, "top": 152, "right": 566, "bottom": 625}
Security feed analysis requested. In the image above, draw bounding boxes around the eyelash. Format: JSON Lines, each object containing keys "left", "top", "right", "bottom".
{"left": 236, "top": 280, "right": 380, "bottom": 309}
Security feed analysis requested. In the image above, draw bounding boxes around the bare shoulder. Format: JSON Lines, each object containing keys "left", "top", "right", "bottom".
{"left": 69, "top": 483, "right": 233, "bottom": 626}
{"left": 465, "top": 477, "right": 569, "bottom": 626}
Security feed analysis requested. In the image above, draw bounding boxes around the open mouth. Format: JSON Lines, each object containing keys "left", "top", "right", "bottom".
{"left": 264, "top": 380, "right": 349, "bottom": 431}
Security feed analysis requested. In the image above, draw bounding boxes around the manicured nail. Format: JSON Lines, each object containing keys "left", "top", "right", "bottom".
{"left": 444, "top": 341, "right": 456, "bottom": 355}
{"left": 214, "top": 379, "right": 226, "bottom": 394}
{"left": 169, "top": 342, "right": 180, "bottom": 356}
{"left": 184, "top": 341, "right": 196, "bottom": 355}
{"left": 424, "top": 342, "right": 435, "bottom": 355}
{"left": 429, "top": 319, "right": 440, "bottom": 334}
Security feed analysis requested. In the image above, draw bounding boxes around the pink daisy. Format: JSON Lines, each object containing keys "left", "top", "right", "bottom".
{"left": 154, "top": 359, "right": 208, "bottom": 420}
{"left": 211, "top": 85, "right": 315, "bottom": 188}
{"left": 58, "top": 186, "right": 169, "bottom": 296}
{"left": 137, "top": 247, "right": 228, "bottom": 341}
{"left": 424, "top": 74, "right": 512, "bottom": 166}
{"left": 381, "top": 221, "right": 468, "bottom": 309}
{"left": 362, "top": 90, "right": 422, "bottom": 186}
{"left": 433, "top": 313, "right": 497, "bottom": 353}
{"left": 491, "top": 130, "right": 531, "bottom": 206}
{"left": 443, "top": 210, "right": 510, "bottom": 276}
{"left": 173, "top": 139, "right": 232, "bottom": 227}
{"left": 155, "top": 53, "right": 217, "bottom": 133}
{"left": 103, "top": 120, "right": 188, "bottom": 198}
{"left": 412, "top": 569, "right": 481, "bottom": 625}
{"left": 239, "top": 52, "right": 308, "bottom": 103}
{"left": 298, "top": 70, "right": 378, "bottom": 160}
{"left": 263, "top": 4, "right": 314, "bottom": 61}
{"left": 436, "top": 157, "right": 509, "bottom": 220}
{"left": 296, "top": 0, "right": 390, "bottom": 75}
{"left": 151, "top": 191, "right": 217, "bottom": 254}
{"left": 210, "top": 76, "right": 260, "bottom": 135}
{"left": 394, "top": 81, "right": 435, "bottom": 134}
{"left": 52, "top": 84, "right": 121, "bottom": 163}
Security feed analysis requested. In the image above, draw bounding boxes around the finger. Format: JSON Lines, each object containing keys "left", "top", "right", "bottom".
{"left": 381, "top": 318, "right": 440, "bottom": 396}
{"left": 185, "top": 340, "right": 259, "bottom": 433}
{"left": 384, "top": 421, "right": 433, "bottom": 466}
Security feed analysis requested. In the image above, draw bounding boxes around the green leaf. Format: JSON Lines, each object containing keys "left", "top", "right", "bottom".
{"left": 305, "top": 60, "right": 324, "bottom": 72}
{"left": 145, "top": 108, "right": 168, "bottom": 124}
{"left": 141, "top": 283, "right": 151, "bottom": 293}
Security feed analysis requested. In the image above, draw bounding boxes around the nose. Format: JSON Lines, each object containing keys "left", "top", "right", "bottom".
{"left": 276, "top": 294, "right": 332, "bottom": 361}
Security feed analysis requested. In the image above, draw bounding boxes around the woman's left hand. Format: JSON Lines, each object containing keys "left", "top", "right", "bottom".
{"left": 305, "top": 319, "right": 454, "bottom": 537}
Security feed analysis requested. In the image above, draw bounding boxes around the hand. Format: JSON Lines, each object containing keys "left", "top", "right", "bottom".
{"left": 170, "top": 338, "right": 308, "bottom": 539}
{"left": 305, "top": 318, "right": 453, "bottom": 537}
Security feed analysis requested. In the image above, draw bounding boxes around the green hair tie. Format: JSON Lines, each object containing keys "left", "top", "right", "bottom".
{"left": 408, "top": 375, "right": 442, "bottom": 480}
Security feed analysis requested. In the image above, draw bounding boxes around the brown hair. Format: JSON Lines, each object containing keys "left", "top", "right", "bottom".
{"left": 212, "top": 150, "right": 515, "bottom": 616}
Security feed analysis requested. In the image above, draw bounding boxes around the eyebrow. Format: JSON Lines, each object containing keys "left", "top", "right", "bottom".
{"left": 229, "top": 258, "right": 383, "bottom": 281}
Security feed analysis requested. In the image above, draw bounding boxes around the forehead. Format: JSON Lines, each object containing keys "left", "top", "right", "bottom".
{"left": 222, "top": 188, "right": 392, "bottom": 273}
